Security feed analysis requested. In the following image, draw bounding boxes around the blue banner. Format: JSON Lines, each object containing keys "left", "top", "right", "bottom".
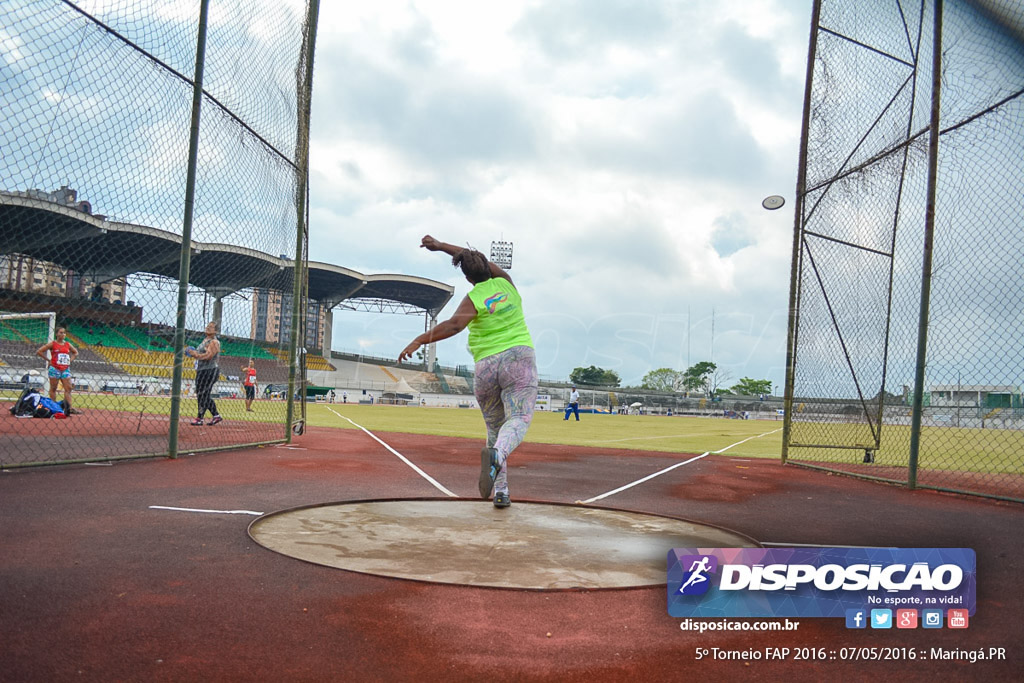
{"left": 667, "top": 548, "right": 976, "bottom": 618}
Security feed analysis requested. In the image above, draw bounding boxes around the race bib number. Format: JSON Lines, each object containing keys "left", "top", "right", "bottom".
{"left": 56, "top": 353, "right": 71, "bottom": 365}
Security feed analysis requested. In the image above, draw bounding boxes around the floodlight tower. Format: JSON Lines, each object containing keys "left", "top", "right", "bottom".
{"left": 490, "top": 240, "right": 513, "bottom": 270}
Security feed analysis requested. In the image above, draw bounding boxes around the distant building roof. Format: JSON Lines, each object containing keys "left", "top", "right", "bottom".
{"left": 0, "top": 191, "right": 454, "bottom": 315}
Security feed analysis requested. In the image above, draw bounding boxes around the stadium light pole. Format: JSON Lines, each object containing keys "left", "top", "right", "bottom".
{"left": 490, "top": 240, "right": 513, "bottom": 270}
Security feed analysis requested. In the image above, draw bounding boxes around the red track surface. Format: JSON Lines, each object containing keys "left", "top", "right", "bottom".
{"left": 2, "top": 425, "right": 1021, "bottom": 681}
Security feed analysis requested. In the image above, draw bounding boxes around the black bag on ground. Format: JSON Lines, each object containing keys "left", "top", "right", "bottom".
{"left": 10, "top": 387, "right": 40, "bottom": 417}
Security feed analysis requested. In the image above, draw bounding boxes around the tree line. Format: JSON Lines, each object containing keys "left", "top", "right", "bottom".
{"left": 567, "top": 362, "right": 772, "bottom": 397}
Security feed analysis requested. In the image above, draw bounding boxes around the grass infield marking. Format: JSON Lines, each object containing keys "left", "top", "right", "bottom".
{"left": 327, "top": 407, "right": 458, "bottom": 498}
{"left": 580, "top": 428, "right": 782, "bottom": 504}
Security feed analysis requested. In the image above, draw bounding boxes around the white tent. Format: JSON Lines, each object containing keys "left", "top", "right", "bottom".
{"left": 394, "top": 376, "right": 416, "bottom": 396}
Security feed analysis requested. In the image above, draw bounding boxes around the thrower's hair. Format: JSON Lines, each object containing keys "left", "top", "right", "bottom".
{"left": 453, "top": 248, "right": 491, "bottom": 284}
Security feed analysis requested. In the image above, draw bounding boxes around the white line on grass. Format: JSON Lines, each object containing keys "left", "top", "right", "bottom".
{"left": 589, "top": 433, "right": 706, "bottom": 444}
{"left": 327, "top": 407, "right": 457, "bottom": 498}
{"left": 149, "top": 505, "right": 264, "bottom": 515}
{"left": 579, "top": 428, "right": 782, "bottom": 504}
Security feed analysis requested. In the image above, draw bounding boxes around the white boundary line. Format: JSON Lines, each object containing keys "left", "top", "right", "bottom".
{"left": 328, "top": 407, "right": 457, "bottom": 498}
{"left": 589, "top": 433, "right": 706, "bottom": 444}
{"left": 579, "top": 428, "right": 782, "bottom": 504}
{"left": 149, "top": 505, "right": 264, "bottom": 516}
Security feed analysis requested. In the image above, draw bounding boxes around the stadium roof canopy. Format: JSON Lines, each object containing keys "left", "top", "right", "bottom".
{"left": 0, "top": 192, "right": 455, "bottom": 316}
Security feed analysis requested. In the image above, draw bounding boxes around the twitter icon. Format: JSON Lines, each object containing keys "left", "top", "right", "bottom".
{"left": 870, "top": 609, "right": 893, "bottom": 629}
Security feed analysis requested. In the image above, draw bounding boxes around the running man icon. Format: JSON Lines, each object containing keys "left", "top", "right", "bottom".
{"left": 677, "top": 555, "right": 717, "bottom": 595}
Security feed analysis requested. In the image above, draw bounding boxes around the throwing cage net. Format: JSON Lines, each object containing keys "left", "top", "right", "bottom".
{"left": 1, "top": 0, "right": 318, "bottom": 466}
{"left": 783, "top": 0, "right": 1024, "bottom": 501}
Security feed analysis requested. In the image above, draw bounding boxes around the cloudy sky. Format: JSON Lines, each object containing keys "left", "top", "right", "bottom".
{"left": 305, "top": 0, "right": 811, "bottom": 389}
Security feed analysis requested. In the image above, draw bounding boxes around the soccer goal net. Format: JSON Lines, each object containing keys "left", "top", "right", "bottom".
{"left": 0, "top": 311, "right": 55, "bottom": 346}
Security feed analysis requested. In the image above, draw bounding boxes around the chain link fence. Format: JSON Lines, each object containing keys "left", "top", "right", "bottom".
{"left": 783, "top": 0, "right": 1024, "bottom": 501}
{"left": 1, "top": 0, "right": 317, "bottom": 466}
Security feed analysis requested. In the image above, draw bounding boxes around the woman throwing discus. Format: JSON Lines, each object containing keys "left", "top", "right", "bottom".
{"left": 399, "top": 235, "right": 538, "bottom": 509}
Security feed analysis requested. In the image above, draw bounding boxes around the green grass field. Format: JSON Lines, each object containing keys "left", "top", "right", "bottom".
{"left": 1, "top": 389, "right": 784, "bottom": 457}
{"left": 4, "top": 391, "right": 1021, "bottom": 475}
{"left": 306, "top": 406, "right": 1022, "bottom": 474}
{"left": 308, "top": 404, "right": 786, "bottom": 458}
{"left": 789, "top": 420, "right": 1024, "bottom": 475}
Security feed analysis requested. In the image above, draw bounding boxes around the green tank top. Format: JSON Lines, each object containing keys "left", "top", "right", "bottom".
{"left": 466, "top": 277, "right": 534, "bottom": 362}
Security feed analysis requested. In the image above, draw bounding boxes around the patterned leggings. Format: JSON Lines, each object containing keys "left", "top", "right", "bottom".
{"left": 474, "top": 346, "right": 538, "bottom": 494}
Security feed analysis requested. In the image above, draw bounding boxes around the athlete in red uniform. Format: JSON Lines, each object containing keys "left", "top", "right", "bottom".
{"left": 240, "top": 358, "right": 257, "bottom": 412}
{"left": 36, "top": 326, "right": 79, "bottom": 413}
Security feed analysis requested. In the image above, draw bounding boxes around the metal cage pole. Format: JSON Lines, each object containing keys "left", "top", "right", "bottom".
{"left": 908, "top": 0, "right": 944, "bottom": 489}
{"left": 168, "top": 0, "right": 211, "bottom": 458}
{"left": 285, "top": 0, "right": 321, "bottom": 441}
{"left": 874, "top": 0, "right": 930, "bottom": 464}
{"left": 781, "top": 0, "right": 822, "bottom": 464}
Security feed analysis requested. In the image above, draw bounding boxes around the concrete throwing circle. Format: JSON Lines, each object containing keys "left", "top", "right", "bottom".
{"left": 249, "top": 499, "right": 758, "bottom": 590}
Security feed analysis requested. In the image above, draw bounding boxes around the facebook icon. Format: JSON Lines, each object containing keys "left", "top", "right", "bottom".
{"left": 846, "top": 609, "right": 867, "bottom": 629}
